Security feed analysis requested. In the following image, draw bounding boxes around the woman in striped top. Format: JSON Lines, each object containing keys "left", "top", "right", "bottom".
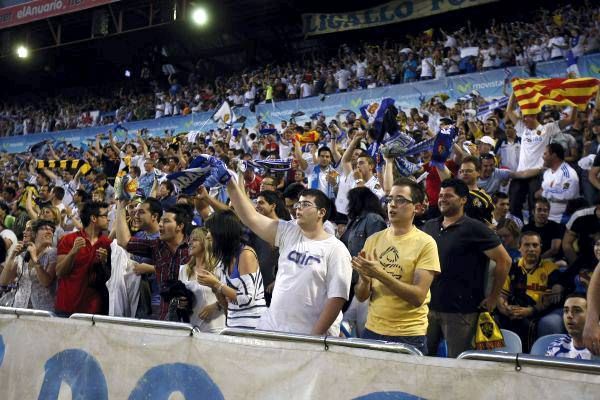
{"left": 198, "top": 210, "right": 266, "bottom": 329}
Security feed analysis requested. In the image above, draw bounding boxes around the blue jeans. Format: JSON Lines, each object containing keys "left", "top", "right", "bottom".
{"left": 363, "top": 328, "right": 428, "bottom": 355}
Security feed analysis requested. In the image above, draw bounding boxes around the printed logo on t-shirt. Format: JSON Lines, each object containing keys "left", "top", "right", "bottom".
{"left": 287, "top": 250, "right": 322, "bottom": 267}
{"left": 378, "top": 246, "right": 404, "bottom": 279}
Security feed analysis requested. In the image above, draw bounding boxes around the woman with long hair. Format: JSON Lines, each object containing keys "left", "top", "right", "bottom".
{"left": 341, "top": 186, "right": 387, "bottom": 257}
{"left": 198, "top": 210, "right": 266, "bottom": 329}
{"left": 340, "top": 186, "right": 387, "bottom": 337}
{"left": 178, "top": 227, "right": 225, "bottom": 333}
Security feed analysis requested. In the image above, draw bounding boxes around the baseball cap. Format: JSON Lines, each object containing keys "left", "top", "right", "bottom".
{"left": 477, "top": 136, "right": 496, "bottom": 147}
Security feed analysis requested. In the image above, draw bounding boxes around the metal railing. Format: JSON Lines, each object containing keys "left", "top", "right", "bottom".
{"left": 219, "top": 327, "right": 423, "bottom": 356}
{"left": 458, "top": 351, "right": 600, "bottom": 375}
{"left": 69, "top": 313, "right": 194, "bottom": 334}
{"left": 0, "top": 306, "right": 55, "bottom": 318}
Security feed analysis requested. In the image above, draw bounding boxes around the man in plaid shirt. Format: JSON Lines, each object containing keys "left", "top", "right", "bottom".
{"left": 115, "top": 200, "right": 191, "bottom": 320}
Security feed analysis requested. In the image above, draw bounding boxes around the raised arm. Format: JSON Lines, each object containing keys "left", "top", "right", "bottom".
{"left": 226, "top": 179, "right": 278, "bottom": 246}
{"left": 108, "top": 131, "right": 121, "bottom": 156}
{"left": 94, "top": 134, "right": 102, "bottom": 156}
{"left": 41, "top": 168, "right": 59, "bottom": 184}
{"left": 341, "top": 131, "right": 364, "bottom": 176}
{"left": 114, "top": 201, "right": 131, "bottom": 248}
{"left": 25, "top": 190, "right": 39, "bottom": 220}
{"left": 294, "top": 140, "right": 308, "bottom": 171}
{"left": 47, "top": 143, "right": 59, "bottom": 161}
{"left": 382, "top": 157, "right": 395, "bottom": 194}
{"left": 137, "top": 131, "right": 149, "bottom": 158}
{"left": 505, "top": 92, "right": 519, "bottom": 126}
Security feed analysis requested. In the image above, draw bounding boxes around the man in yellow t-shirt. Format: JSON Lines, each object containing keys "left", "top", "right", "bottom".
{"left": 352, "top": 178, "right": 441, "bottom": 354}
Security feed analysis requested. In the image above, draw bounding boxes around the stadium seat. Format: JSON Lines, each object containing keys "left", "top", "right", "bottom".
{"left": 494, "top": 329, "right": 522, "bottom": 353}
{"left": 530, "top": 334, "right": 565, "bottom": 356}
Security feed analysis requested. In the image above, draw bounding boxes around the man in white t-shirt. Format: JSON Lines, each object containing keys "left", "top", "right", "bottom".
{"left": 334, "top": 129, "right": 366, "bottom": 216}
{"left": 505, "top": 93, "right": 575, "bottom": 220}
{"left": 334, "top": 65, "right": 352, "bottom": 92}
{"left": 420, "top": 51, "right": 434, "bottom": 80}
{"left": 300, "top": 80, "right": 313, "bottom": 98}
{"left": 540, "top": 143, "right": 580, "bottom": 223}
{"left": 547, "top": 29, "right": 568, "bottom": 60}
{"left": 225, "top": 179, "right": 352, "bottom": 336}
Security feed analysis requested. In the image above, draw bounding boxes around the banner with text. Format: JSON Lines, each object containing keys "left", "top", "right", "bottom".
{"left": 0, "top": 54, "right": 598, "bottom": 154}
{"left": 302, "top": 0, "right": 499, "bottom": 36}
{"left": 0, "top": 0, "right": 120, "bottom": 30}
{"left": 1, "top": 315, "right": 599, "bottom": 399}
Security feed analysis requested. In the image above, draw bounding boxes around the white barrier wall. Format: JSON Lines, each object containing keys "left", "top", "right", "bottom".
{"left": 1, "top": 314, "right": 599, "bottom": 399}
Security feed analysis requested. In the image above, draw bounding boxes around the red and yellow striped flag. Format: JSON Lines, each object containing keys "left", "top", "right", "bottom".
{"left": 511, "top": 78, "right": 599, "bottom": 115}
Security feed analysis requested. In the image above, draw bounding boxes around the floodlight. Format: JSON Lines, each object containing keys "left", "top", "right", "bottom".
{"left": 16, "top": 45, "right": 29, "bottom": 59}
{"left": 192, "top": 8, "right": 208, "bottom": 26}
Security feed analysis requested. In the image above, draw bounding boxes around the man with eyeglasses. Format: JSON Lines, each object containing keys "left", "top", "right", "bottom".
{"left": 422, "top": 179, "right": 511, "bottom": 357}
{"left": 55, "top": 201, "right": 112, "bottom": 316}
{"left": 226, "top": 177, "right": 352, "bottom": 336}
{"left": 351, "top": 178, "right": 440, "bottom": 354}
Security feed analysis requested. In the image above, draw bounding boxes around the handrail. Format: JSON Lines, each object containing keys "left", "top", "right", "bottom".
{"left": 458, "top": 351, "right": 600, "bottom": 375}
{"left": 0, "top": 306, "right": 55, "bottom": 318}
{"left": 69, "top": 313, "right": 194, "bottom": 334}
{"left": 219, "top": 327, "right": 423, "bottom": 356}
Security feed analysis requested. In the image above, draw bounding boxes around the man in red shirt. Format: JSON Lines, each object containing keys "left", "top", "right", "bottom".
{"left": 421, "top": 150, "right": 458, "bottom": 218}
{"left": 243, "top": 168, "right": 263, "bottom": 199}
{"left": 55, "top": 201, "right": 111, "bottom": 316}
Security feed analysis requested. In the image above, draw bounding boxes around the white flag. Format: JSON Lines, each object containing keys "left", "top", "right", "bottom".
{"left": 212, "top": 101, "right": 235, "bottom": 125}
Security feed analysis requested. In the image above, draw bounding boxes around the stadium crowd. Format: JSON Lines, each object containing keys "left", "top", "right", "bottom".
{"left": 0, "top": 3, "right": 599, "bottom": 361}
{"left": 1, "top": 3, "right": 599, "bottom": 137}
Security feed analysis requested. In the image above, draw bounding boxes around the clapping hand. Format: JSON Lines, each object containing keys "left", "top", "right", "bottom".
{"left": 197, "top": 269, "right": 220, "bottom": 289}
{"left": 351, "top": 251, "right": 381, "bottom": 280}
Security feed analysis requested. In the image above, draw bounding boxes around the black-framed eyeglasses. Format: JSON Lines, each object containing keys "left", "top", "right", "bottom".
{"left": 97, "top": 213, "right": 109, "bottom": 218}
{"left": 384, "top": 196, "right": 413, "bottom": 206}
{"left": 480, "top": 153, "right": 495, "bottom": 160}
{"left": 293, "top": 201, "right": 317, "bottom": 210}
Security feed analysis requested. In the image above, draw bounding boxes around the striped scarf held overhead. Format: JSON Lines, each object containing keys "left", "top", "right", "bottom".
{"left": 36, "top": 159, "right": 91, "bottom": 175}
{"left": 243, "top": 159, "right": 292, "bottom": 173}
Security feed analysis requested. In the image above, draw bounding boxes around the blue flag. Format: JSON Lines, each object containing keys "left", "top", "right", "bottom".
{"left": 430, "top": 126, "right": 458, "bottom": 168}
{"left": 167, "top": 155, "right": 231, "bottom": 195}
{"left": 360, "top": 98, "right": 398, "bottom": 144}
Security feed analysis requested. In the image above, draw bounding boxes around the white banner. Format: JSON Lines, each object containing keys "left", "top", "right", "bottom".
{"left": 1, "top": 314, "right": 599, "bottom": 399}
